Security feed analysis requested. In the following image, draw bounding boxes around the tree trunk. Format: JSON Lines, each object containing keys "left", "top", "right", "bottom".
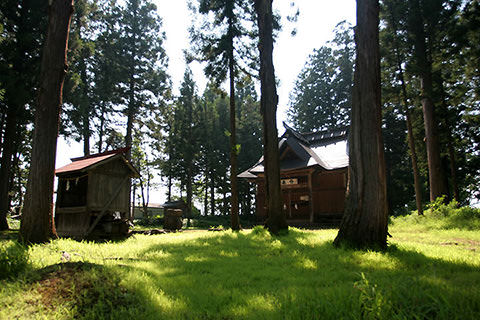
{"left": 210, "top": 169, "right": 215, "bottom": 216}
{"left": 223, "top": 190, "right": 227, "bottom": 216}
{"left": 20, "top": 0, "right": 74, "bottom": 243}
{"left": 447, "top": 141, "right": 459, "bottom": 202}
{"left": 0, "top": 110, "right": 5, "bottom": 149}
{"left": 410, "top": 0, "right": 448, "bottom": 202}
{"left": 204, "top": 168, "right": 208, "bottom": 216}
{"left": 386, "top": 3, "right": 423, "bottom": 215}
{"left": 139, "top": 177, "right": 148, "bottom": 219}
{"left": 255, "top": 0, "right": 287, "bottom": 234}
{"left": 334, "top": 0, "right": 388, "bottom": 249}
{"left": 131, "top": 183, "right": 136, "bottom": 221}
{"left": 438, "top": 81, "right": 460, "bottom": 203}
{"left": 186, "top": 163, "right": 193, "bottom": 221}
{"left": 98, "top": 103, "right": 106, "bottom": 152}
{"left": 229, "top": 47, "right": 240, "bottom": 230}
{"left": 80, "top": 59, "right": 90, "bottom": 156}
{"left": 0, "top": 107, "right": 17, "bottom": 231}
{"left": 167, "top": 173, "right": 172, "bottom": 202}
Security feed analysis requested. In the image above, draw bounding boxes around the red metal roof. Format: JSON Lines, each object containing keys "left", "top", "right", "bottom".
{"left": 55, "top": 153, "right": 118, "bottom": 174}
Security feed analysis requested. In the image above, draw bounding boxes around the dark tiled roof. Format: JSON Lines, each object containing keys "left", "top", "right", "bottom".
{"left": 238, "top": 125, "right": 349, "bottom": 178}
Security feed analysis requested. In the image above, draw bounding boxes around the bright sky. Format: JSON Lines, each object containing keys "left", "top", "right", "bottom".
{"left": 56, "top": 0, "right": 356, "bottom": 204}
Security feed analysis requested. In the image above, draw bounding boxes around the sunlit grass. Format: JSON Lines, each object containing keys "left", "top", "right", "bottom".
{"left": 1, "top": 213, "right": 480, "bottom": 319}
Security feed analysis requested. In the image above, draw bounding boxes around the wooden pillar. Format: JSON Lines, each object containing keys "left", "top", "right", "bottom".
{"left": 308, "top": 172, "right": 314, "bottom": 223}
{"left": 288, "top": 190, "right": 292, "bottom": 219}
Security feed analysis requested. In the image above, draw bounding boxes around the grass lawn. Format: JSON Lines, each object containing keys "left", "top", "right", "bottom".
{"left": 1, "top": 210, "right": 480, "bottom": 319}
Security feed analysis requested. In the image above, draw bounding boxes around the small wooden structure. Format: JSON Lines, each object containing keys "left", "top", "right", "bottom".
{"left": 54, "top": 148, "right": 139, "bottom": 238}
{"left": 239, "top": 124, "right": 349, "bottom": 226}
{"left": 162, "top": 200, "right": 185, "bottom": 230}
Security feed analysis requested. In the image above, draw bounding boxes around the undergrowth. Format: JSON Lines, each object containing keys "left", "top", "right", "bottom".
{"left": 391, "top": 197, "right": 480, "bottom": 231}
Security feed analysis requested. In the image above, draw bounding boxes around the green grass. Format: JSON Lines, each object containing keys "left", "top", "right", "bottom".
{"left": 1, "top": 207, "right": 480, "bottom": 319}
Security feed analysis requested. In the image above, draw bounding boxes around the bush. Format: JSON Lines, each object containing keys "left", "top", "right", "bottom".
{"left": 0, "top": 241, "right": 29, "bottom": 280}
{"left": 392, "top": 197, "right": 480, "bottom": 230}
{"left": 134, "top": 215, "right": 164, "bottom": 227}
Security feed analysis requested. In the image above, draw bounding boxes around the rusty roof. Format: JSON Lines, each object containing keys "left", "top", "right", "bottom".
{"left": 55, "top": 148, "right": 139, "bottom": 177}
{"left": 55, "top": 153, "right": 118, "bottom": 175}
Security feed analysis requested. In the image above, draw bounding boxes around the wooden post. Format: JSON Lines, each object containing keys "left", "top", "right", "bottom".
{"left": 288, "top": 190, "right": 292, "bottom": 219}
{"left": 308, "top": 172, "right": 314, "bottom": 223}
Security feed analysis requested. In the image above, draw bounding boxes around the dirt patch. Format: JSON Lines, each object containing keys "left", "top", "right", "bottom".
{"left": 439, "top": 238, "right": 480, "bottom": 248}
{"left": 33, "top": 262, "right": 134, "bottom": 316}
{"left": 35, "top": 262, "right": 94, "bottom": 309}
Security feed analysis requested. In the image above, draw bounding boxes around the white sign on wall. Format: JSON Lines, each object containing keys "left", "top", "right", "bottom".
{"left": 281, "top": 178, "right": 298, "bottom": 186}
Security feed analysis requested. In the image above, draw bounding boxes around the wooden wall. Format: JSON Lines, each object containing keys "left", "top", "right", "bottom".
{"left": 87, "top": 159, "right": 130, "bottom": 213}
{"left": 312, "top": 169, "right": 347, "bottom": 216}
{"left": 254, "top": 167, "right": 347, "bottom": 223}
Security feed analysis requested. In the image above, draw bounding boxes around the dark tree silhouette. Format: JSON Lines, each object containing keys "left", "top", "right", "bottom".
{"left": 334, "top": 0, "right": 388, "bottom": 249}
{"left": 20, "top": 0, "right": 74, "bottom": 243}
{"left": 254, "top": 0, "right": 287, "bottom": 234}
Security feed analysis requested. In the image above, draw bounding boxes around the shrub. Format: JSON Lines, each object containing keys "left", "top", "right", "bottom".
{"left": 0, "top": 241, "right": 29, "bottom": 280}
{"left": 392, "top": 197, "right": 480, "bottom": 230}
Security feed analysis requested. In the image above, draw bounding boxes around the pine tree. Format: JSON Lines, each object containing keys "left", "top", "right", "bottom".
{"left": 189, "top": 0, "right": 257, "bottom": 230}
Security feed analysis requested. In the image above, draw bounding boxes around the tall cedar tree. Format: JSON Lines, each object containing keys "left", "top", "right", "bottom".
{"left": 382, "top": 0, "right": 423, "bottom": 214}
{"left": 408, "top": 0, "right": 448, "bottom": 201}
{"left": 177, "top": 68, "right": 198, "bottom": 220}
{"left": 334, "top": 0, "right": 388, "bottom": 249}
{"left": 116, "top": 0, "right": 168, "bottom": 160}
{"left": 254, "top": 0, "right": 287, "bottom": 234}
{"left": 189, "top": 0, "right": 257, "bottom": 230}
{"left": 62, "top": 0, "right": 96, "bottom": 156}
{"left": 20, "top": 0, "right": 74, "bottom": 243}
{"left": 0, "top": 0, "right": 47, "bottom": 230}
{"left": 288, "top": 21, "right": 354, "bottom": 132}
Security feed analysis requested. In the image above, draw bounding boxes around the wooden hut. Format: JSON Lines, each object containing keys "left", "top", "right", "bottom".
{"left": 54, "top": 148, "right": 139, "bottom": 238}
{"left": 239, "top": 124, "right": 349, "bottom": 226}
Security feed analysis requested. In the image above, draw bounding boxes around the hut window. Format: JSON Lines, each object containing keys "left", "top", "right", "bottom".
{"left": 58, "top": 174, "right": 88, "bottom": 208}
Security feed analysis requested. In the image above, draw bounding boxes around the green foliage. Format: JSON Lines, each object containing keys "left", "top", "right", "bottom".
{"left": 392, "top": 201, "right": 480, "bottom": 231}
{"left": 354, "top": 273, "right": 393, "bottom": 320}
{"left": 189, "top": 215, "right": 255, "bottom": 229}
{"left": 188, "top": 0, "right": 258, "bottom": 82}
{"left": 251, "top": 225, "right": 268, "bottom": 236}
{"left": 0, "top": 241, "right": 28, "bottom": 280}
{"left": 287, "top": 21, "right": 354, "bottom": 132}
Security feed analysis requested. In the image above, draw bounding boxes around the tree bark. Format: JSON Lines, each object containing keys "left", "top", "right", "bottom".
{"left": 0, "top": 107, "right": 16, "bottom": 231}
{"left": 204, "top": 168, "right": 208, "bottom": 216}
{"left": 385, "top": 2, "right": 423, "bottom": 215}
{"left": 80, "top": 59, "right": 91, "bottom": 156}
{"left": 229, "top": 46, "right": 240, "bottom": 230}
{"left": 334, "top": 0, "right": 388, "bottom": 249}
{"left": 98, "top": 103, "right": 106, "bottom": 152}
{"left": 210, "top": 169, "right": 215, "bottom": 216}
{"left": 255, "top": 0, "right": 287, "bottom": 234}
{"left": 410, "top": 0, "right": 448, "bottom": 202}
{"left": 20, "top": 0, "right": 74, "bottom": 243}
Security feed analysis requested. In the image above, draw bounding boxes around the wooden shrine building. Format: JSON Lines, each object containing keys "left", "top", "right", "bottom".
{"left": 239, "top": 124, "right": 349, "bottom": 226}
{"left": 55, "top": 148, "right": 139, "bottom": 238}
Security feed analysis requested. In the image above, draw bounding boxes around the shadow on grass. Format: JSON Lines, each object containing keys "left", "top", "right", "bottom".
{"left": 112, "top": 229, "right": 480, "bottom": 319}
